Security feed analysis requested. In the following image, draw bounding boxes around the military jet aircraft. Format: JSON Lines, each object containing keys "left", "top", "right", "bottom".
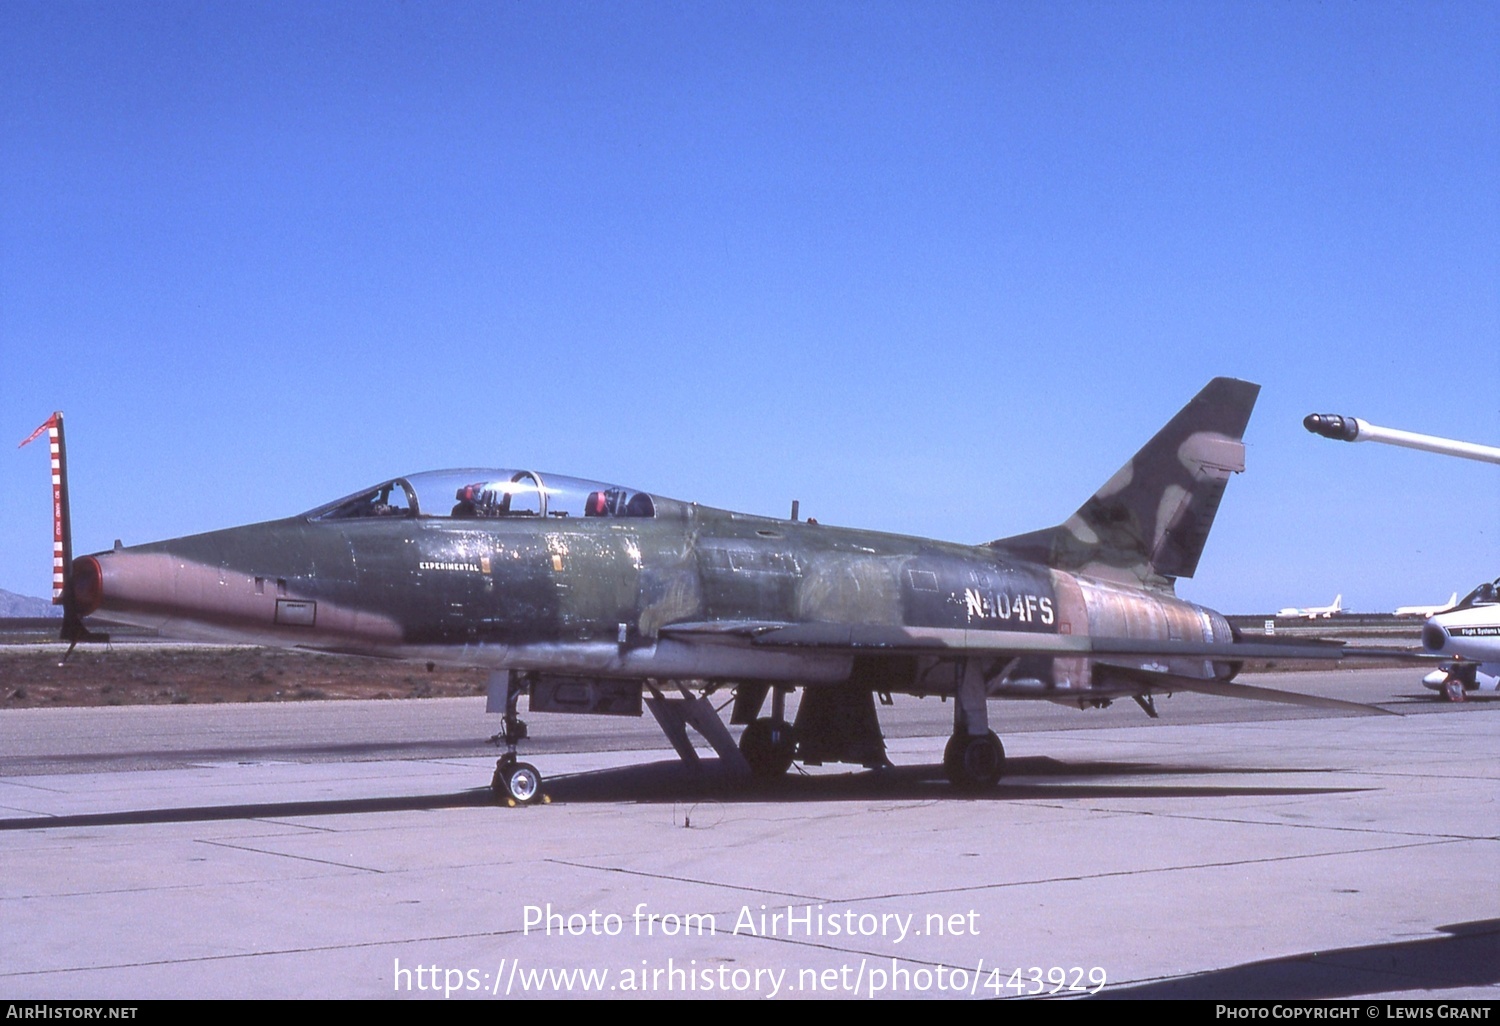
{"left": 28, "top": 379, "right": 1407, "bottom": 804}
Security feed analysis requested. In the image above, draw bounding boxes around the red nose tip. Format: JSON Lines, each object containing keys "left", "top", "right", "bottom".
{"left": 71, "top": 555, "right": 103, "bottom": 615}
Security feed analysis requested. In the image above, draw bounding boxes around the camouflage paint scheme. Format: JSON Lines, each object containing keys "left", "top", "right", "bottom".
{"left": 68, "top": 378, "right": 1381, "bottom": 791}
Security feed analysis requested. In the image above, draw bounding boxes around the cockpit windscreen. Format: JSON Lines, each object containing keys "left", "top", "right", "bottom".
{"left": 1454, "top": 578, "right": 1500, "bottom": 611}
{"left": 306, "top": 469, "right": 656, "bottom": 521}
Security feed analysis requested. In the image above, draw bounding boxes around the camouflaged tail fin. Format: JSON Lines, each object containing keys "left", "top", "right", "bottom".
{"left": 990, "top": 377, "right": 1260, "bottom": 592}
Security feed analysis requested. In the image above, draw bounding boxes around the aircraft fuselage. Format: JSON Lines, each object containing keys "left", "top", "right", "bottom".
{"left": 75, "top": 491, "right": 1237, "bottom": 702}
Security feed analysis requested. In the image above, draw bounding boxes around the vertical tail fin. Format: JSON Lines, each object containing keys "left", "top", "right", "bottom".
{"left": 990, "top": 377, "right": 1260, "bottom": 591}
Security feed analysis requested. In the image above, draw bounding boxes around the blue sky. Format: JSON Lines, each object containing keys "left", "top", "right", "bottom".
{"left": 3, "top": 1, "right": 1496, "bottom": 614}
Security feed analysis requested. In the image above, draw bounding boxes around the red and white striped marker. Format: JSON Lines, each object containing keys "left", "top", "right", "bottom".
{"left": 19, "top": 412, "right": 67, "bottom": 603}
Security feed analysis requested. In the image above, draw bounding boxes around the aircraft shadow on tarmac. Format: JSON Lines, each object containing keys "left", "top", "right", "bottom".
{"left": 0, "top": 755, "right": 1365, "bottom": 831}
{"left": 534, "top": 755, "right": 1364, "bottom": 805}
{"left": 1096, "top": 919, "right": 1500, "bottom": 999}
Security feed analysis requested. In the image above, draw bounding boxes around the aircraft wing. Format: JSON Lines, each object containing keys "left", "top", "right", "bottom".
{"left": 659, "top": 620, "right": 1430, "bottom": 663}
{"left": 660, "top": 620, "right": 1410, "bottom": 716}
{"left": 1093, "top": 663, "right": 1400, "bottom": 715}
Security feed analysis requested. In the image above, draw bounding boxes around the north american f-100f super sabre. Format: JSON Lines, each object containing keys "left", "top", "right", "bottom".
{"left": 28, "top": 378, "right": 1401, "bottom": 803}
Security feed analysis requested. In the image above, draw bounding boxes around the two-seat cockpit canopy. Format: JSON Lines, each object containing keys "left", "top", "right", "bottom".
{"left": 1451, "top": 578, "right": 1500, "bottom": 612}
{"left": 306, "top": 469, "right": 656, "bottom": 522}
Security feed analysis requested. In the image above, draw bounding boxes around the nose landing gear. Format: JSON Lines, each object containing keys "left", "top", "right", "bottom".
{"left": 493, "top": 753, "right": 543, "bottom": 805}
{"left": 490, "top": 671, "right": 546, "bottom": 806}
{"left": 1440, "top": 672, "right": 1464, "bottom": 705}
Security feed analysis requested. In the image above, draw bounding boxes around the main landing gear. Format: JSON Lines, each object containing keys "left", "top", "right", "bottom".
{"left": 944, "top": 731, "right": 1005, "bottom": 789}
{"left": 739, "top": 717, "right": 796, "bottom": 779}
{"left": 484, "top": 663, "right": 1012, "bottom": 800}
{"left": 945, "top": 659, "right": 1006, "bottom": 790}
{"left": 736, "top": 682, "right": 796, "bottom": 780}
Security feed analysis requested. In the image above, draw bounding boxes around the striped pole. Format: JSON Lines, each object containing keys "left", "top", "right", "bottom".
{"left": 18, "top": 412, "right": 67, "bottom": 602}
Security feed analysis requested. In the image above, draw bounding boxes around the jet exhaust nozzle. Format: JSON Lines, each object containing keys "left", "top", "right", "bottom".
{"left": 1304, "top": 414, "right": 1360, "bottom": 442}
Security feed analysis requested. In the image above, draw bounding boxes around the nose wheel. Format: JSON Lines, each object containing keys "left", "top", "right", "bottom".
{"left": 1436, "top": 662, "right": 1477, "bottom": 703}
{"left": 493, "top": 754, "right": 544, "bottom": 805}
{"left": 490, "top": 671, "right": 545, "bottom": 805}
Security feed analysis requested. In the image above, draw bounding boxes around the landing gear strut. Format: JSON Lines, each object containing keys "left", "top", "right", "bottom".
{"left": 945, "top": 659, "right": 1005, "bottom": 790}
{"left": 490, "top": 671, "right": 544, "bottom": 805}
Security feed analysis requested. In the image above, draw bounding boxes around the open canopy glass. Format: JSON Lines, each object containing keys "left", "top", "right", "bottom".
{"left": 306, "top": 469, "right": 656, "bottom": 522}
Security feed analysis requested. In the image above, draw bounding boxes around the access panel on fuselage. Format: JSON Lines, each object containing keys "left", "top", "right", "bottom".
{"left": 544, "top": 522, "right": 642, "bottom": 643}
{"left": 341, "top": 519, "right": 559, "bottom": 645}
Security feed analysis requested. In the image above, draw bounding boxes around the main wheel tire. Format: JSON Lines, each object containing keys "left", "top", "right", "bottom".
{"left": 1443, "top": 676, "right": 1467, "bottom": 703}
{"left": 740, "top": 718, "right": 796, "bottom": 779}
{"left": 944, "top": 731, "right": 1005, "bottom": 790}
{"left": 502, "top": 762, "right": 543, "bottom": 804}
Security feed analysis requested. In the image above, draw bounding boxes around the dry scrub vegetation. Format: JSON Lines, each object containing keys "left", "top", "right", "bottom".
{"left": 1, "top": 646, "right": 489, "bottom": 708}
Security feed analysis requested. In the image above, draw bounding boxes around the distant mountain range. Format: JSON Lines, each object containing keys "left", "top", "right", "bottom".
{"left": 0, "top": 588, "right": 61, "bottom": 617}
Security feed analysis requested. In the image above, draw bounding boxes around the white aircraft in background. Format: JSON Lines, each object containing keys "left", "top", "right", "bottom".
{"left": 1422, "top": 578, "right": 1500, "bottom": 702}
{"left": 1394, "top": 593, "right": 1457, "bottom": 617}
{"left": 1277, "top": 595, "right": 1342, "bottom": 619}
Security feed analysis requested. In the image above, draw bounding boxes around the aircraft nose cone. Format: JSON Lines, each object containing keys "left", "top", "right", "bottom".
{"left": 1422, "top": 621, "right": 1449, "bottom": 652}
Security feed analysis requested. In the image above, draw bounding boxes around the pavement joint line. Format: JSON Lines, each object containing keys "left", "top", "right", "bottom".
{"left": 247, "top": 817, "right": 345, "bottom": 834}
{"left": 1025, "top": 802, "right": 1500, "bottom": 842}
{"left": 195, "top": 837, "right": 386, "bottom": 874}
{"left": 542, "top": 857, "right": 832, "bottom": 903}
{"left": 720, "top": 930, "right": 973, "bottom": 968}
{"left": 1, "top": 872, "right": 350, "bottom": 902}
{"left": 0, "top": 929, "right": 520, "bottom": 980}
{"left": 0, "top": 779, "right": 70, "bottom": 794}
{"left": 548, "top": 837, "right": 1458, "bottom": 912}
{"left": 816, "top": 837, "right": 1464, "bottom": 903}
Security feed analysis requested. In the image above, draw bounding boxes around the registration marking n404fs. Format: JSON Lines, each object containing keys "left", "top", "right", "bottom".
{"left": 964, "top": 588, "right": 1054, "bottom": 625}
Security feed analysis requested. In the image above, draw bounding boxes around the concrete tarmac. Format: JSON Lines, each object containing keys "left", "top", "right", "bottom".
{"left": 0, "top": 668, "right": 1496, "bottom": 1000}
